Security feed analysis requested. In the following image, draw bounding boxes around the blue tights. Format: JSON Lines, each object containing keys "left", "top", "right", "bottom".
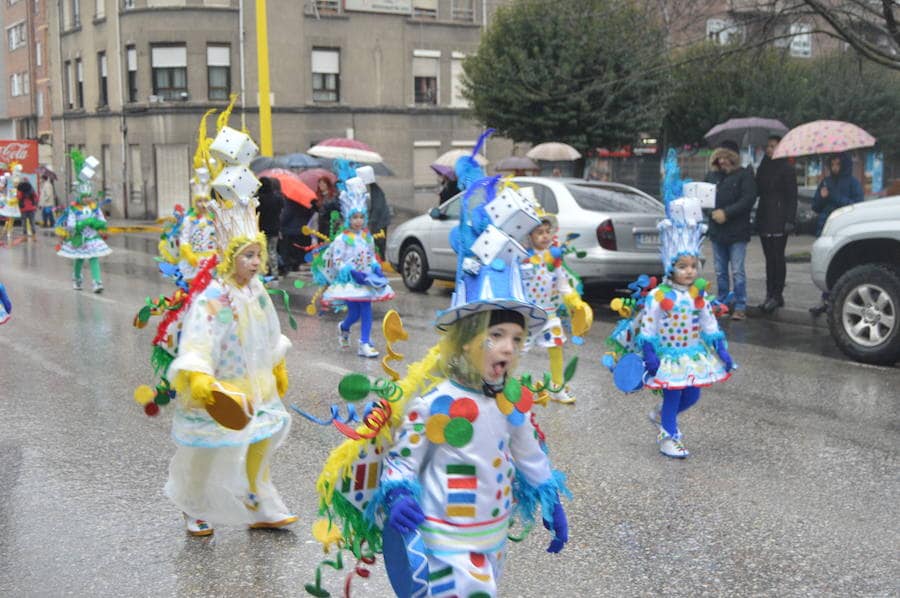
{"left": 341, "top": 302, "right": 372, "bottom": 344}
{"left": 660, "top": 387, "right": 701, "bottom": 436}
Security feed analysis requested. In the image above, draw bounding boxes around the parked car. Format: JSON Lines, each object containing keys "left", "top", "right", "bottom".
{"left": 749, "top": 186, "right": 817, "bottom": 236}
{"left": 811, "top": 196, "right": 900, "bottom": 365}
{"left": 386, "top": 177, "right": 665, "bottom": 292}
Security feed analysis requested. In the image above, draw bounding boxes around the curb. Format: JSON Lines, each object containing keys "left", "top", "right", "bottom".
{"left": 745, "top": 305, "right": 827, "bottom": 329}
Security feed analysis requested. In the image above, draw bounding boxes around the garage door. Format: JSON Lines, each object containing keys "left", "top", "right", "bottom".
{"left": 154, "top": 144, "right": 189, "bottom": 218}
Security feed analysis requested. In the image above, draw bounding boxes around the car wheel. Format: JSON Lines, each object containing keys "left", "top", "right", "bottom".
{"left": 827, "top": 263, "right": 900, "bottom": 365}
{"left": 400, "top": 242, "right": 433, "bottom": 293}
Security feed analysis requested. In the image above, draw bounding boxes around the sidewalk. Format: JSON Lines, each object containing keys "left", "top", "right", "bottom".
{"left": 703, "top": 234, "right": 826, "bottom": 329}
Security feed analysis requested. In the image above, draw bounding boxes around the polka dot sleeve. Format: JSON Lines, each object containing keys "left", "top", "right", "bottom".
{"left": 382, "top": 395, "right": 432, "bottom": 484}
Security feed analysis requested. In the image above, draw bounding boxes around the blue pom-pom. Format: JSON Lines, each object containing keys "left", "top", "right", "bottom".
{"left": 491, "top": 258, "right": 506, "bottom": 271}
{"left": 550, "top": 246, "right": 563, "bottom": 259}
{"left": 571, "top": 336, "right": 584, "bottom": 346}
{"left": 601, "top": 354, "right": 615, "bottom": 371}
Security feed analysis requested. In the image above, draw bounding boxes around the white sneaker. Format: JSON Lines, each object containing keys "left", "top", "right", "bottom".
{"left": 246, "top": 493, "right": 298, "bottom": 529}
{"left": 550, "top": 385, "right": 576, "bottom": 404}
{"left": 337, "top": 323, "right": 350, "bottom": 348}
{"left": 647, "top": 403, "right": 662, "bottom": 427}
{"left": 358, "top": 342, "right": 379, "bottom": 358}
{"left": 92, "top": 280, "right": 104, "bottom": 294}
{"left": 184, "top": 513, "right": 214, "bottom": 536}
{"left": 73, "top": 278, "right": 83, "bottom": 291}
{"left": 657, "top": 428, "right": 689, "bottom": 459}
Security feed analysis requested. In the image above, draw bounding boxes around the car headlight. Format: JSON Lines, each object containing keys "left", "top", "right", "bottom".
{"left": 821, "top": 205, "right": 854, "bottom": 237}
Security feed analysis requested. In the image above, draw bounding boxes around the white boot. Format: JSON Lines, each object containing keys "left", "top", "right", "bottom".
{"left": 357, "top": 341, "right": 379, "bottom": 358}
{"left": 246, "top": 493, "right": 298, "bottom": 529}
{"left": 337, "top": 322, "right": 350, "bottom": 348}
{"left": 73, "top": 278, "right": 83, "bottom": 291}
{"left": 657, "top": 428, "right": 689, "bottom": 459}
{"left": 550, "top": 385, "right": 576, "bottom": 404}
{"left": 92, "top": 280, "right": 104, "bottom": 294}
{"left": 183, "top": 513, "right": 214, "bottom": 536}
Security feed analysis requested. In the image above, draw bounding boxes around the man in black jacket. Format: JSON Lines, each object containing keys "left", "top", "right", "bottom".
{"left": 256, "top": 177, "right": 284, "bottom": 280}
{"left": 706, "top": 141, "right": 757, "bottom": 320}
{"left": 755, "top": 135, "right": 798, "bottom": 313}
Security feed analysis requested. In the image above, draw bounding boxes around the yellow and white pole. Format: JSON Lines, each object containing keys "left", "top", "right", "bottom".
{"left": 255, "top": 0, "right": 273, "bottom": 156}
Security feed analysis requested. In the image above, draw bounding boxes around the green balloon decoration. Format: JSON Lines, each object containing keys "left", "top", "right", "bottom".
{"left": 338, "top": 373, "right": 372, "bottom": 402}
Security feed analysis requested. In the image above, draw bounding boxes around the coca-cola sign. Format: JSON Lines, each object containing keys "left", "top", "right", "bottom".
{"left": 0, "top": 140, "right": 38, "bottom": 172}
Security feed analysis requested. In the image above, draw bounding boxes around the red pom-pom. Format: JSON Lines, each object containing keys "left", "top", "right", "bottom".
{"left": 694, "top": 297, "right": 705, "bottom": 309}
{"left": 660, "top": 298, "right": 675, "bottom": 311}
{"left": 144, "top": 402, "right": 160, "bottom": 416}
{"left": 649, "top": 277, "right": 658, "bottom": 288}
{"left": 54, "top": 243, "right": 61, "bottom": 251}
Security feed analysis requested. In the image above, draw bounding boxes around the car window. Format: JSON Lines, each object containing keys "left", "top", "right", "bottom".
{"left": 565, "top": 183, "right": 662, "bottom": 213}
{"left": 524, "top": 183, "right": 558, "bottom": 213}
{"left": 441, "top": 195, "right": 461, "bottom": 219}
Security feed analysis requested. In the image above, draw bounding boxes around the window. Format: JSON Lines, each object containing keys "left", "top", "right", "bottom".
{"left": 566, "top": 184, "right": 662, "bottom": 213}
{"left": 450, "top": 53, "right": 467, "bottom": 108}
{"left": 36, "top": 90, "right": 43, "bottom": 117}
{"left": 75, "top": 58, "right": 84, "bottom": 108}
{"left": 98, "top": 52, "right": 108, "bottom": 107}
{"left": 413, "top": 0, "right": 436, "bottom": 19}
{"left": 311, "top": 0, "right": 339, "bottom": 14}
{"left": 7, "top": 22, "right": 26, "bottom": 52}
{"left": 413, "top": 142, "right": 440, "bottom": 187}
{"left": 95, "top": 0, "right": 104, "bottom": 19}
{"left": 22, "top": 71, "right": 29, "bottom": 94}
{"left": 35, "top": 41, "right": 41, "bottom": 66}
{"left": 123, "top": 0, "right": 134, "bottom": 8}
{"left": 126, "top": 45, "right": 138, "bottom": 102}
{"left": 413, "top": 51, "right": 439, "bottom": 105}
{"left": 65, "top": 60, "right": 74, "bottom": 109}
{"left": 790, "top": 23, "right": 812, "bottom": 57}
{"left": 9, "top": 74, "right": 20, "bottom": 98}
{"left": 311, "top": 48, "right": 340, "bottom": 103}
{"left": 72, "top": 0, "right": 81, "bottom": 27}
{"left": 206, "top": 44, "right": 230, "bottom": 100}
{"left": 451, "top": 0, "right": 474, "bottom": 22}
{"left": 151, "top": 45, "right": 188, "bottom": 100}
{"left": 706, "top": 18, "right": 740, "bottom": 45}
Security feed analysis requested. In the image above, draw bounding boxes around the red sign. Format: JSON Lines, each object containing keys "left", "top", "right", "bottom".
{"left": 0, "top": 140, "right": 38, "bottom": 172}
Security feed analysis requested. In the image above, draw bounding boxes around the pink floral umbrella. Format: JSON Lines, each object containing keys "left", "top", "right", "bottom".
{"left": 772, "top": 120, "right": 876, "bottom": 159}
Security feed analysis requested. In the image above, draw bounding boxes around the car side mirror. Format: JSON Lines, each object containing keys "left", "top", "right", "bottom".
{"left": 429, "top": 207, "right": 444, "bottom": 220}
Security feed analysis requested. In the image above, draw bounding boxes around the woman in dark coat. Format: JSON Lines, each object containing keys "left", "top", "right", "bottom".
{"left": 755, "top": 135, "right": 798, "bottom": 313}
{"left": 276, "top": 180, "right": 313, "bottom": 275}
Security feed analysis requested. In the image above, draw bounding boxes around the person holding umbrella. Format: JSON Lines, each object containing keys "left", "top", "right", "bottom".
{"left": 755, "top": 135, "right": 798, "bottom": 313}
{"left": 256, "top": 177, "right": 284, "bottom": 280}
{"left": 438, "top": 174, "right": 459, "bottom": 206}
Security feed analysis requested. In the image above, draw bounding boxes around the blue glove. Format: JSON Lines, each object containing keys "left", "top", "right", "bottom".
{"left": 542, "top": 499, "right": 568, "bottom": 554}
{"left": 386, "top": 489, "right": 425, "bottom": 535}
{"left": 715, "top": 340, "right": 734, "bottom": 372}
{"left": 642, "top": 342, "right": 660, "bottom": 377}
{"left": 350, "top": 269, "right": 369, "bottom": 285}
{"left": 0, "top": 284, "right": 10, "bottom": 314}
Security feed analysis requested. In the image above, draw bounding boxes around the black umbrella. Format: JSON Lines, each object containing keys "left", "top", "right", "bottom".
{"left": 704, "top": 117, "right": 789, "bottom": 149}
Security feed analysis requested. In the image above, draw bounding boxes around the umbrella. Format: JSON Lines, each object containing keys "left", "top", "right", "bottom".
{"left": 250, "top": 156, "right": 278, "bottom": 173}
{"left": 275, "top": 153, "right": 322, "bottom": 169}
{"left": 36, "top": 164, "right": 58, "bottom": 181}
{"left": 526, "top": 142, "right": 581, "bottom": 161}
{"left": 704, "top": 117, "right": 788, "bottom": 149}
{"left": 308, "top": 138, "right": 383, "bottom": 163}
{"left": 430, "top": 164, "right": 455, "bottom": 180}
{"left": 772, "top": 120, "right": 876, "bottom": 159}
{"left": 297, "top": 168, "right": 338, "bottom": 190}
{"left": 495, "top": 156, "right": 539, "bottom": 172}
{"left": 257, "top": 168, "right": 316, "bottom": 208}
{"left": 314, "top": 157, "right": 394, "bottom": 177}
{"left": 433, "top": 149, "right": 488, "bottom": 168}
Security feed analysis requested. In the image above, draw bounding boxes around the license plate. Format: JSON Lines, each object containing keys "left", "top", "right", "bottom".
{"left": 636, "top": 233, "right": 659, "bottom": 247}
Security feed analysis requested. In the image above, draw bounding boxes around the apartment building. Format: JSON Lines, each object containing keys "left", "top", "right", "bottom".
{"left": 2, "top": 0, "right": 51, "bottom": 159}
{"left": 48, "top": 0, "right": 512, "bottom": 219}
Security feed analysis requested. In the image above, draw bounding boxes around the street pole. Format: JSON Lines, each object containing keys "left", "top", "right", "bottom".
{"left": 255, "top": 0, "right": 273, "bottom": 157}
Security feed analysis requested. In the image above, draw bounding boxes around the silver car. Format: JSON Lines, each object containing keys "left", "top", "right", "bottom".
{"left": 386, "top": 176, "right": 664, "bottom": 292}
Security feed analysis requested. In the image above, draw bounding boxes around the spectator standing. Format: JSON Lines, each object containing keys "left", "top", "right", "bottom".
{"left": 438, "top": 175, "right": 459, "bottom": 206}
{"left": 276, "top": 178, "right": 311, "bottom": 275}
{"left": 315, "top": 176, "right": 340, "bottom": 239}
{"left": 39, "top": 174, "right": 56, "bottom": 227}
{"left": 706, "top": 140, "right": 757, "bottom": 320}
{"left": 17, "top": 180, "right": 38, "bottom": 240}
{"left": 809, "top": 153, "right": 864, "bottom": 315}
{"left": 367, "top": 181, "right": 391, "bottom": 260}
{"left": 256, "top": 177, "right": 284, "bottom": 280}
{"left": 755, "top": 135, "right": 798, "bottom": 313}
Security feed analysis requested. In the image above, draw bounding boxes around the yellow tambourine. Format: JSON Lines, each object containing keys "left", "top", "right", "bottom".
{"left": 207, "top": 381, "right": 254, "bottom": 430}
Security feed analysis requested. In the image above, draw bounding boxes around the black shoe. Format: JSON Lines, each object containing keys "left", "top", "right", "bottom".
{"left": 775, "top": 296, "right": 785, "bottom": 307}
{"left": 761, "top": 297, "right": 779, "bottom": 313}
{"left": 809, "top": 303, "right": 827, "bottom": 316}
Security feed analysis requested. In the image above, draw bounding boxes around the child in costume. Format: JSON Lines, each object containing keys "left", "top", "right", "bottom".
{"left": 153, "top": 103, "right": 296, "bottom": 536}
{"left": 174, "top": 168, "right": 217, "bottom": 283}
{"left": 308, "top": 138, "right": 569, "bottom": 597}
{"left": 56, "top": 152, "right": 111, "bottom": 293}
{"left": 316, "top": 161, "right": 394, "bottom": 358}
{"left": 607, "top": 150, "right": 735, "bottom": 458}
{"left": 0, "top": 171, "right": 21, "bottom": 244}
{"left": 0, "top": 282, "right": 11, "bottom": 325}
{"left": 521, "top": 203, "right": 592, "bottom": 403}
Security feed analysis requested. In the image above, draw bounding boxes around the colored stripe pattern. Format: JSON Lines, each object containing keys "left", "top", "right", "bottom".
{"left": 445, "top": 464, "right": 477, "bottom": 518}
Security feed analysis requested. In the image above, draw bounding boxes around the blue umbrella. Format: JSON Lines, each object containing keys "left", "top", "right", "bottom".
{"left": 276, "top": 153, "right": 322, "bottom": 169}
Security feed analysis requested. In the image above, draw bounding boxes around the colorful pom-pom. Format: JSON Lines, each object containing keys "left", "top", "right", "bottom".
{"left": 694, "top": 296, "right": 705, "bottom": 309}
{"left": 610, "top": 298, "right": 623, "bottom": 312}
{"left": 338, "top": 373, "right": 372, "bottom": 402}
{"left": 144, "top": 402, "right": 160, "bottom": 416}
{"left": 660, "top": 298, "right": 675, "bottom": 311}
{"left": 134, "top": 385, "right": 155, "bottom": 406}
{"left": 694, "top": 278, "right": 708, "bottom": 291}
{"left": 689, "top": 286, "right": 699, "bottom": 299}
{"left": 654, "top": 290, "right": 665, "bottom": 302}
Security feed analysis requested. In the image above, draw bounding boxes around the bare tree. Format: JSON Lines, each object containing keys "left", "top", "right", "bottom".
{"left": 797, "top": 0, "right": 900, "bottom": 69}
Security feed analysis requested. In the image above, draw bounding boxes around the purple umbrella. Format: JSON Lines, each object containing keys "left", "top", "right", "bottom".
{"left": 704, "top": 117, "right": 789, "bottom": 149}
{"left": 495, "top": 156, "right": 539, "bottom": 173}
{"left": 430, "top": 163, "right": 455, "bottom": 180}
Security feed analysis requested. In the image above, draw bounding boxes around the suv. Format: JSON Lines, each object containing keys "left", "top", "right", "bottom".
{"left": 811, "top": 196, "right": 900, "bottom": 365}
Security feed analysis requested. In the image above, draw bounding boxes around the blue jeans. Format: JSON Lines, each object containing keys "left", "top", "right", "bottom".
{"left": 712, "top": 240, "right": 747, "bottom": 310}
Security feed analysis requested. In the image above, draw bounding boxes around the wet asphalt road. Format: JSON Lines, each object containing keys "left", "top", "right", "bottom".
{"left": 0, "top": 231, "right": 897, "bottom": 597}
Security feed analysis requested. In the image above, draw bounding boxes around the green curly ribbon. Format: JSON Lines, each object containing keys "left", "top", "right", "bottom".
{"left": 266, "top": 287, "right": 298, "bottom": 330}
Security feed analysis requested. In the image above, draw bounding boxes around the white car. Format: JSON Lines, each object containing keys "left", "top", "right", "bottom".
{"left": 811, "top": 195, "right": 900, "bottom": 365}
{"left": 386, "top": 177, "right": 665, "bottom": 292}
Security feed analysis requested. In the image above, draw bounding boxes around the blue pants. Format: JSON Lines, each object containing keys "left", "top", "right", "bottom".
{"left": 340, "top": 302, "right": 372, "bottom": 344}
{"left": 712, "top": 240, "right": 747, "bottom": 311}
{"left": 661, "top": 387, "right": 701, "bottom": 437}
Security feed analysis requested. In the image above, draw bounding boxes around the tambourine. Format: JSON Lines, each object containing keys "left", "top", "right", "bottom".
{"left": 613, "top": 353, "right": 647, "bottom": 393}
{"left": 382, "top": 525, "right": 429, "bottom": 598}
{"left": 207, "top": 381, "right": 254, "bottom": 430}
